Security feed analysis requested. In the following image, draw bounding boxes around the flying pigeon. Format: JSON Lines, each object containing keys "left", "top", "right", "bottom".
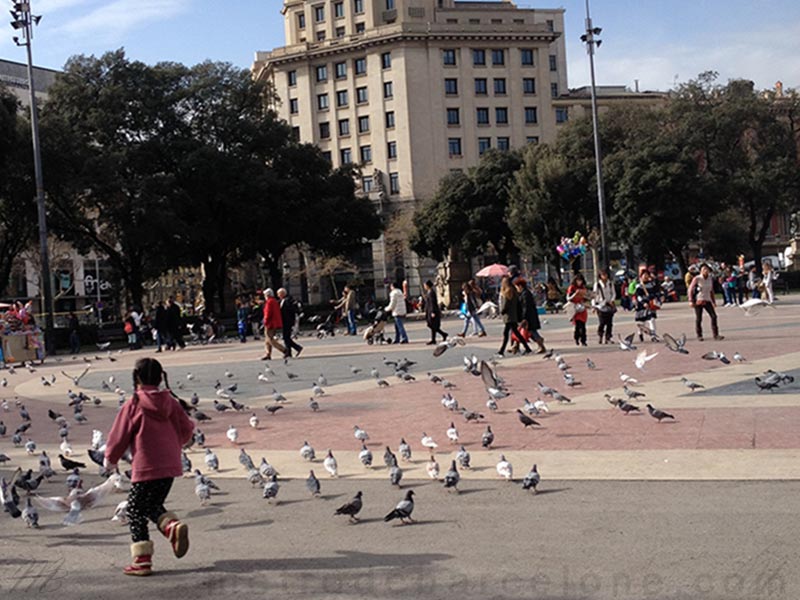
{"left": 384, "top": 490, "right": 415, "bottom": 524}
{"left": 635, "top": 350, "right": 659, "bottom": 370}
{"left": 738, "top": 297, "right": 775, "bottom": 316}
{"left": 33, "top": 473, "right": 121, "bottom": 525}
{"left": 646, "top": 404, "right": 675, "bottom": 422}
{"left": 663, "top": 333, "right": 689, "bottom": 355}
{"left": 617, "top": 333, "right": 637, "bottom": 351}
{"left": 334, "top": 491, "right": 363, "bottom": 523}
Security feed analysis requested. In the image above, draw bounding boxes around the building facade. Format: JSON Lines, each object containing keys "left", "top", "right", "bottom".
{"left": 254, "top": 0, "right": 569, "bottom": 302}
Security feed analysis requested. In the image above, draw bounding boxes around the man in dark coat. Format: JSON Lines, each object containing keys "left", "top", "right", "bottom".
{"left": 277, "top": 288, "right": 303, "bottom": 359}
{"left": 165, "top": 297, "right": 185, "bottom": 350}
{"left": 514, "top": 278, "right": 547, "bottom": 353}
{"left": 154, "top": 301, "right": 168, "bottom": 352}
{"left": 423, "top": 280, "right": 448, "bottom": 345}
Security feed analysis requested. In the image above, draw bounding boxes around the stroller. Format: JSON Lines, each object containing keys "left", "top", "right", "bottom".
{"left": 363, "top": 309, "right": 390, "bottom": 345}
{"left": 316, "top": 311, "right": 337, "bottom": 338}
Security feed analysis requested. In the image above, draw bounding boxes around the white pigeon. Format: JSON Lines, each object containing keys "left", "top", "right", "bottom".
{"left": 60, "top": 439, "right": 73, "bottom": 456}
{"left": 108, "top": 375, "right": 115, "bottom": 384}
{"left": 186, "top": 372, "right": 195, "bottom": 381}
{"left": 111, "top": 500, "right": 129, "bottom": 525}
{"left": 204, "top": 449, "right": 219, "bottom": 471}
{"left": 441, "top": 393, "right": 458, "bottom": 411}
{"left": 496, "top": 455, "right": 513, "bottom": 481}
{"left": 300, "top": 441, "right": 315, "bottom": 461}
{"left": 733, "top": 352, "right": 745, "bottom": 362}
{"left": 486, "top": 397, "right": 498, "bottom": 411}
{"left": 312, "top": 383, "right": 325, "bottom": 397}
{"left": 619, "top": 372, "right": 638, "bottom": 385}
{"left": 249, "top": 414, "right": 259, "bottom": 429}
{"left": 353, "top": 425, "right": 369, "bottom": 441}
{"left": 635, "top": 350, "right": 659, "bottom": 371}
{"left": 420, "top": 433, "right": 438, "bottom": 450}
{"left": 533, "top": 399, "right": 550, "bottom": 413}
{"left": 446, "top": 422, "right": 459, "bottom": 443}
{"left": 91, "top": 430, "right": 105, "bottom": 450}
{"left": 226, "top": 425, "right": 239, "bottom": 444}
{"left": 738, "top": 297, "right": 775, "bottom": 316}
{"left": 487, "top": 387, "right": 508, "bottom": 400}
{"left": 33, "top": 473, "right": 121, "bottom": 525}
{"left": 257, "top": 373, "right": 270, "bottom": 383}
{"left": 426, "top": 455, "right": 440, "bottom": 480}
{"left": 323, "top": 450, "right": 338, "bottom": 477}
{"left": 318, "top": 374, "right": 328, "bottom": 386}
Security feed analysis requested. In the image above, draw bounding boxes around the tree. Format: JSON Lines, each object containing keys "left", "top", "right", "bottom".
{"left": 410, "top": 171, "right": 473, "bottom": 261}
{"left": 0, "top": 87, "right": 37, "bottom": 297}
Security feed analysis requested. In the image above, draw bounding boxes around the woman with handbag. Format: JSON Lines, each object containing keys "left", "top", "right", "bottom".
{"left": 497, "top": 276, "right": 532, "bottom": 355}
{"left": 566, "top": 273, "right": 589, "bottom": 346}
{"left": 592, "top": 269, "right": 616, "bottom": 344}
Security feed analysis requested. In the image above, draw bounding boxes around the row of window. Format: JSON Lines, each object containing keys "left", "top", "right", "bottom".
{"left": 299, "top": 82, "right": 393, "bottom": 113}
{"left": 445, "top": 77, "right": 541, "bottom": 96}
{"left": 442, "top": 48, "right": 558, "bottom": 71}
{"left": 446, "top": 106, "right": 539, "bottom": 126}
{"left": 318, "top": 111, "right": 396, "bottom": 138}
{"left": 444, "top": 17, "right": 555, "bottom": 30}
{"left": 362, "top": 171, "right": 400, "bottom": 195}
{"left": 447, "top": 135, "right": 541, "bottom": 157}
{"left": 299, "top": 0, "right": 370, "bottom": 28}
{"left": 312, "top": 52, "right": 391, "bottom": 83}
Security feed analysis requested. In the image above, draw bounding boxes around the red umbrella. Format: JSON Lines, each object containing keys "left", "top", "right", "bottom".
{"left": 475, "top": 264, "right": 509, "bottom": 278}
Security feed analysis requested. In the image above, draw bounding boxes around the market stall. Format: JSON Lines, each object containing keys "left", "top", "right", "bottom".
{"left": 0, "top": 301, "right": 44, "bottom": 365}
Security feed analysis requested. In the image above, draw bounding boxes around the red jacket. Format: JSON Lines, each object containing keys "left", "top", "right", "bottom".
{"left": 105, "top": 386, "right": 194, "bottom": 483}
{"left": 263, "top": 297, "right": 283, "bottom": 329}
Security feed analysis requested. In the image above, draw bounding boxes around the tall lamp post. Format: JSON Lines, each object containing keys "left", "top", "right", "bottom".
{"left": 9, "top": 1, "right": 55, "bottom": 354}
{"left": 580, "top": 0, "right": 609, "bottom": 273}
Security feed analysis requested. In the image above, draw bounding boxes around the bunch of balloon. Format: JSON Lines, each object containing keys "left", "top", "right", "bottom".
{"left": 556, "top": 232, "right": 589, "bottom": 273}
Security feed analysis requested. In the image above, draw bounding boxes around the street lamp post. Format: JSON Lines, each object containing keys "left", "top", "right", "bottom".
{"left": 580, "top": 0, "right": 609, "bottom": 274}
{"left": 9, "top": 0, "right": 55, "bottom": 355}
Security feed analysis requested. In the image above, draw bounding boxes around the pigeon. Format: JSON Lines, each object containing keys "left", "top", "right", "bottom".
{"left": 461, "top": 408, "right": 484, "bottom": 422}
{"left": 635, "top": 350, "right": 659, "bottom": 370}
{"left": 308, "top": 397, "right": 320, "bottom": 412}
{"left": 323, "top": 450, "right": 338, "bottom": 477}
{"left": 1, "top": 473, "right": 21, "bottom": 518}
{"left": 420, "top": 433, "right": 438, "bottom": 450}
{"left": 66, "top": 468, "right": 82, "bottom": 489}
{"left": 257, "top": 373, "right": 271, "bottom": 384}
{"left": 702, "top": 351, "right": 731, "bottom": 365}
{"left": 370, "top": 368, "right": 380, "bottom": 379}
{"left": 623, "top": 385, "right": 646, "bottom": 400}
{"left": 204, "top": 449, "right": 219, "bottom": 471}
{"left": 300, "top": 441, "right": 315, "bottom": 461}
{"left": 428, "top": 372, "right": 443, "bottom": 384}
{"left": 399, "top": 438, "right": 412, "bottom": 461}
{"left": 226, "top": 425, "right": 239, "bottom": 444}
{"left": 487, "top": 387, "right": 509, "bottom": 400}
{"left": 359, "top": 443, "right": 373, "bottom": 467}
{"left": 229, "top": 397, "right": 246, "bottom": 411}
{"left": 617, "top": 333, "right": 637, "bottom": 351}
{"left": 59, "top": 454, "right": 85, "bottom": 471}
{"left": 389, "top": 458, "right": 403, "bottom": 487}
{"left": 349, "top": 365, "right": 362, "bottom": 375}
{"left": 239, "top": 449, "right": 255, "bottom": 471}
{"left": 552, "top": 391, "right": 572, "bottom": 404}
{"left": 516, "top": 409, "right": 540, "bottom": 428}
{"left": 96, "top": 341, "right": 111, "bottom": 351}
{"left": 646, "top": 404, "right": 675, "bottom": 422}
{"left": 224, "top": 370, "right": 234, "bottom": 379}
{"left": 384, "top": 490, "right": 415, "bottom": 524}
{"left": 383, "top": 447, "right": 396, "bottom": 467}
{"left": 738, "top": 297, "right": 775, "bottom": 316}
{"left": 25, "top": 439, "right": 36, "bottom": 454}
{"left": 13, "top": 432, "right": 22, "bottom": 446}
{"left": 537, "top": 382, "right": 555, "bottom": 397}
{"left": 432, "top": 336, "right": 465, "bottom": 357}
{"left": 213, "top": 400, "right": 231, "bottom": 412}
{"left": 249, "top": 413, "right": 259, "bottom": 429}
{"left": 194, "top": 470, "right": 220, "bottom": 491}
{"left": 663, "top": 333, "right": 689, "bottom": 355}
{"left": 456, "top": 445, "right": 471, "bottom": 469}
{"left": 259, "top": 457, "right": 278, "bottom": 478}
{"left": 563, "top": 372, "right": 581, "bottom": 387}
{"left": 681, "top": 377, "right": 704, "bottom": 392}
{"left": 441, "top": 393, "right": 459, "bottom": 412}
{"left": 19, "top": 405, "right": 30, "bottom": 422}
{"left": 496, "top": 455, "right": 513, "bottom": 481}
{"left": 193, "top": 429, "right": 205, "bottom": 447}
{"left": 522, "top": 464, "right": 540, "bottom": 492}
{"left": 194, "top": 478, "right": 211, "bottom": 505}
{"left": 0, "top": 421, "right": 5, "bottom": 436}
{"left": 486, "top": 397, "right": 498, "bottom": 411}
{"left": 306, "top": 470, "right": 321, "bottom": 496}
{"left": 22, "top": 497, "right": 39, "bottom": 528}
{"left": 617, "top": 400, "right": 641, "bottom": 415}
{"left": 446, "top": 422, "right": 459, "bottom": 443}
{"left": 312, "top": 383, "right": 325, "bottom": 396}
{"left": 733, "top": 352, "right": 745, "bottom": 362}
{"left": 335, "top": 491, "right": 363, "bottom": 522}
{"left": 353, "top": 425, "right": 369, "bottom": 442}
{"left": 15, "top": 471, "right": 45, "bottom": 493}
{"left": 586, "top": 358, "right": 597, "bottom": 370}
{"left": 266, "top": 405, "right": 284, "bottom": 415}
{"left": 247, "top": 468, "right": 265, "bottom": 487}
{"left": 271, "top": 389, "right": 287, "bottom": 402}
{"left": 398, "top": 372, "right": 416, "bottom": 383}
{"left": 443, "top": 460, "right": 460, "bottom": 491}
{"left": 86, "top": 448, "right": 105, "bottom": 468}
{"left": 286, "top": 371, "right": 299, "bottom": 380}
{"left": 182, "top": 452, "right": 192, "bottom": 475}
{"left": 33, "top": 473, "right": 121, "bottom": 525}
{"left": 619, "top": 372, "right": 639, "bottom": 385}
{"left": 425, "top": 454, "right": 440, "bottom": 480}
{"left": 377, "top": 378, "right": 390, "bottom": 388}
{"left": 111, "top": 500, "right": 129, "bottom": 525}
{"left": 481, "top": 426, "right": 495, "bottom": 448}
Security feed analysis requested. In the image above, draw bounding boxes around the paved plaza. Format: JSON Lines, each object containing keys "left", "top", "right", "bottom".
{"left": 1, "top": 297, "right": 799, "bottom": 599}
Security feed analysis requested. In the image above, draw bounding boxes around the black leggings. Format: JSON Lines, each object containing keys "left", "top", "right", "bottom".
{"left": 573, "top": 320, "right": 587, "bottom": 344}
{"left": 127, "top": 478, "right": 173, "bottom": 542}
{"left": 500, "top": 322, "right": 531, "bottom": 354}
{"left": 427, "top": 317, "right": 447, "bottom": 342}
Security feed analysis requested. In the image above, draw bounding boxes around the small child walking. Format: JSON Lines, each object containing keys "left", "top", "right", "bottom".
{"left": 104, "top": 357, "right": 195, "bottom": 576}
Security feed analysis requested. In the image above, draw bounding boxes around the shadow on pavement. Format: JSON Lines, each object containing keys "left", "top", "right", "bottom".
{"left": 211, "top": 550, "right": 453, "bottom": 572}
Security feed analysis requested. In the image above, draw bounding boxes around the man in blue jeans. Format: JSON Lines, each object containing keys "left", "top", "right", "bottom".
{"left": 386, "top": 282, "right": 408, "bottom": 343}
{"left": 334, "top": 285, "right": 358, "bottom": 335}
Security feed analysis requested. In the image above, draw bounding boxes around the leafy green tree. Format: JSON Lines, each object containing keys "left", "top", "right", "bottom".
{"left": 410, "top": 171, "right": 473, "bottom": 261}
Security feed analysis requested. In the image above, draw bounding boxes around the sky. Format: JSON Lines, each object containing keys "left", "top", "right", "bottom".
{"left": 1, "top": 0, "right": 798, "bottom": 92}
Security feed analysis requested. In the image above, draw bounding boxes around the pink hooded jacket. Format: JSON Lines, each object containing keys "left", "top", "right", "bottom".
{"left": 105, "top": 385, "right": 194, "bottom": 483}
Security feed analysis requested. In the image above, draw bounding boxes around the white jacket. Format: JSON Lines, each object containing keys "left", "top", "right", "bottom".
{"left": 386, "top": 288, "right": 407, "bottom": 317}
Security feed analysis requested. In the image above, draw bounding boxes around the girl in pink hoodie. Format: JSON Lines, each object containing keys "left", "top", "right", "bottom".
{"left": 105, "top": 357, "right": 195, "bottom": 576}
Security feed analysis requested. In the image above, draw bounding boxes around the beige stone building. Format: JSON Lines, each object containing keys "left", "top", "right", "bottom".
{"left": 254, "top": 0, "right": 569, "bottom": 302}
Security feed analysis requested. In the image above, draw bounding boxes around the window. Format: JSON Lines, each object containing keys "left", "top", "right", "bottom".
{"left": 355, "top": 22, "right": 365, "bottom": 32}
{"left": 314, "top": 5, "right": 324, "bottom": 22}
{"left": 338, "top": 118, "right": 350, "bottom": 135}
{"left": 551, "top": 82, "right": 559, "bottom": 98}
{"left": 387, "top": 140, "right": 397, "bottom": 159}
{"left": 322, "top": 150, "right": 332, "bottom": 163}
{"left": 555, "top": 107, "right": 569, "bottom": 123}
{"left": 354, "top": 57, "right": 367, "bottom": 75}
{"left": 289, "top": 98, "right": 299, "bottom": 114}
{"left": 385, "top": 111, "right": 395, "bottom": 128}
{"left": 335, "top": 26, "right": 345, "bottom": 38}
{"left": 524, "top": 107, "right": 538, "bottom": 124}
{"left": 389, "top": 172, "right": 399, "bottom": 194}
{"left": 443, "top": 49, "right": 457, "bottom": 66}
{"left": 335, "top": 61, "right": 347, "bottom": 79}
{"left": 520, "top": 48, "right": 534, "bottom": 66}
{"left": 469, "top": 18, "right": 480, "bottom": 24}
{"left": 476, "top": 107, "right": 489, "bottom": 125}
{"left": 474, "top": 78, "right": 487, "bottom": 95}
{"left": 316, "top": 65, "right": 328, "bottom": 82}
{"left": 316, "top": 30, "right": 326, "bottom": 41}
{"left": 472, "top": 49, "right": 486, "bottom": 66}
{"left": 491, "top": 49, "right": 504, "bottom": 66}
{"left": 523, "top": 78, "right": 536, "bottom": 94}
{"left": 383, "top": 81, "right": 393, "bottom": 99}
{"left": 491, "top": 18, "right": 502, "bottom": 24}
{"left": 358, "top": 115, "right": 370, "bottom": 133}
{"left": 381, "top": 52, "right": 392, "bottom": 69}
{"left": 526, "top": 136, "right": 539, "bottom": 145}
{"left": 494, "top": 78, "right": 506, "bottom": 95}
{"left": 354, "top": 0, "right": 364, "bottom": 13}
{"left": 334, "top": 1, "right": 344, "bottom": 18}
{"left": 356, "top": 86, "right": 368, "bottom": 103}
{"left": 362, "top": 176, "right": 373, "bottom": 192}
{"left": 360, "top": 145, "right": 372, "bottom": 163}
{"left": 317, "top": 93, "right": 329, "bottom": 110}
{"left": 319, "top": 121, "right": 330, "bottom": 138}
{"left": 340, "top": 147, "right": 352, "bottom": 163}
{"left": 495, "top": 107, "right": 508, "bottom": 124}
{"left": 497, "top": 137, "right": 510, "bottom": 151}
{"left": 447, "top": 107, "right": 460, "bottom": 125}
{"left": 297, "top": 12, "right": 306, "bottom": 29}
{"left": 291, "top": 126, "right": 300, "bottom": 140}
{"left": 336, "top": 89, "right": 349, "bottom": 107}
{"left": 546, "top": 19, "right": 554, "bottom": 32}
{"left": 288, "top": 70, "right": 297, "bottom": 86}
{"left": 549, "top": 54, "right": 557, "bottom": 71}
{"left": 478, "top": 137, "right": 491, "bottom": 155}
{"left": 445, "top": 78, "right": 458, "bottom": 95}
{"left": 386, "top": 0, "right": 395, "bottom": 9}
{"left": 448, "top": 137, "right": 462, "bottom": 156}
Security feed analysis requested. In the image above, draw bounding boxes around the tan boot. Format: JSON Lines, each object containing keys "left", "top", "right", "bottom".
{"left": 124, "top": 541, "right": 153, "bottom": 576}
{"left": 158, "top": 511, "right": 189, "bottom": 558}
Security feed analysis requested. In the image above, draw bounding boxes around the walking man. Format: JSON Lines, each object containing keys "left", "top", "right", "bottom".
{"left": 261, "top": 289, "right": 286, "bottom": 360}
{"left": 334, "top": 285, "right": 358, "bottom": 336}
{"left": 688, "top": 263, "right": 724, "bottom": 341}
{"left": 423, "top": 280, "right": 448, "bottom": 345}
{"left": 277, "top": 288, "right": 303, "bottom": 359}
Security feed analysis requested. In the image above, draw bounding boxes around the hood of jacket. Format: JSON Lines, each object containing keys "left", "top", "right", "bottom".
{"left": 134, "top": 386, "right": 176, "bottom": 422}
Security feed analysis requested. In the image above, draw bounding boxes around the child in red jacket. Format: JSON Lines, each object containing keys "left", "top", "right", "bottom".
{"left": 104, "top": 357, "right": 195, "bottom": 576}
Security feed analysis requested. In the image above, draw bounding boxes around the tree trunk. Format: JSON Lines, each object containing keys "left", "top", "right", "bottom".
{"left": 749, "top": 203, "right": 774, "bottom": 277}
{"left": 126, "top": 269, "right": 145, "bottom": 312}
{"left": 202, "top": 260, "right": 218, "bottom": 315}
{"left": 215, "top": 257, "right": 227, "bottom": 315}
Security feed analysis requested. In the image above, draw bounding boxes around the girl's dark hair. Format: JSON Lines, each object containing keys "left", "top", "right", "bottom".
{"left": 133, "top": 357, "right": 164, "bottom": 387}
